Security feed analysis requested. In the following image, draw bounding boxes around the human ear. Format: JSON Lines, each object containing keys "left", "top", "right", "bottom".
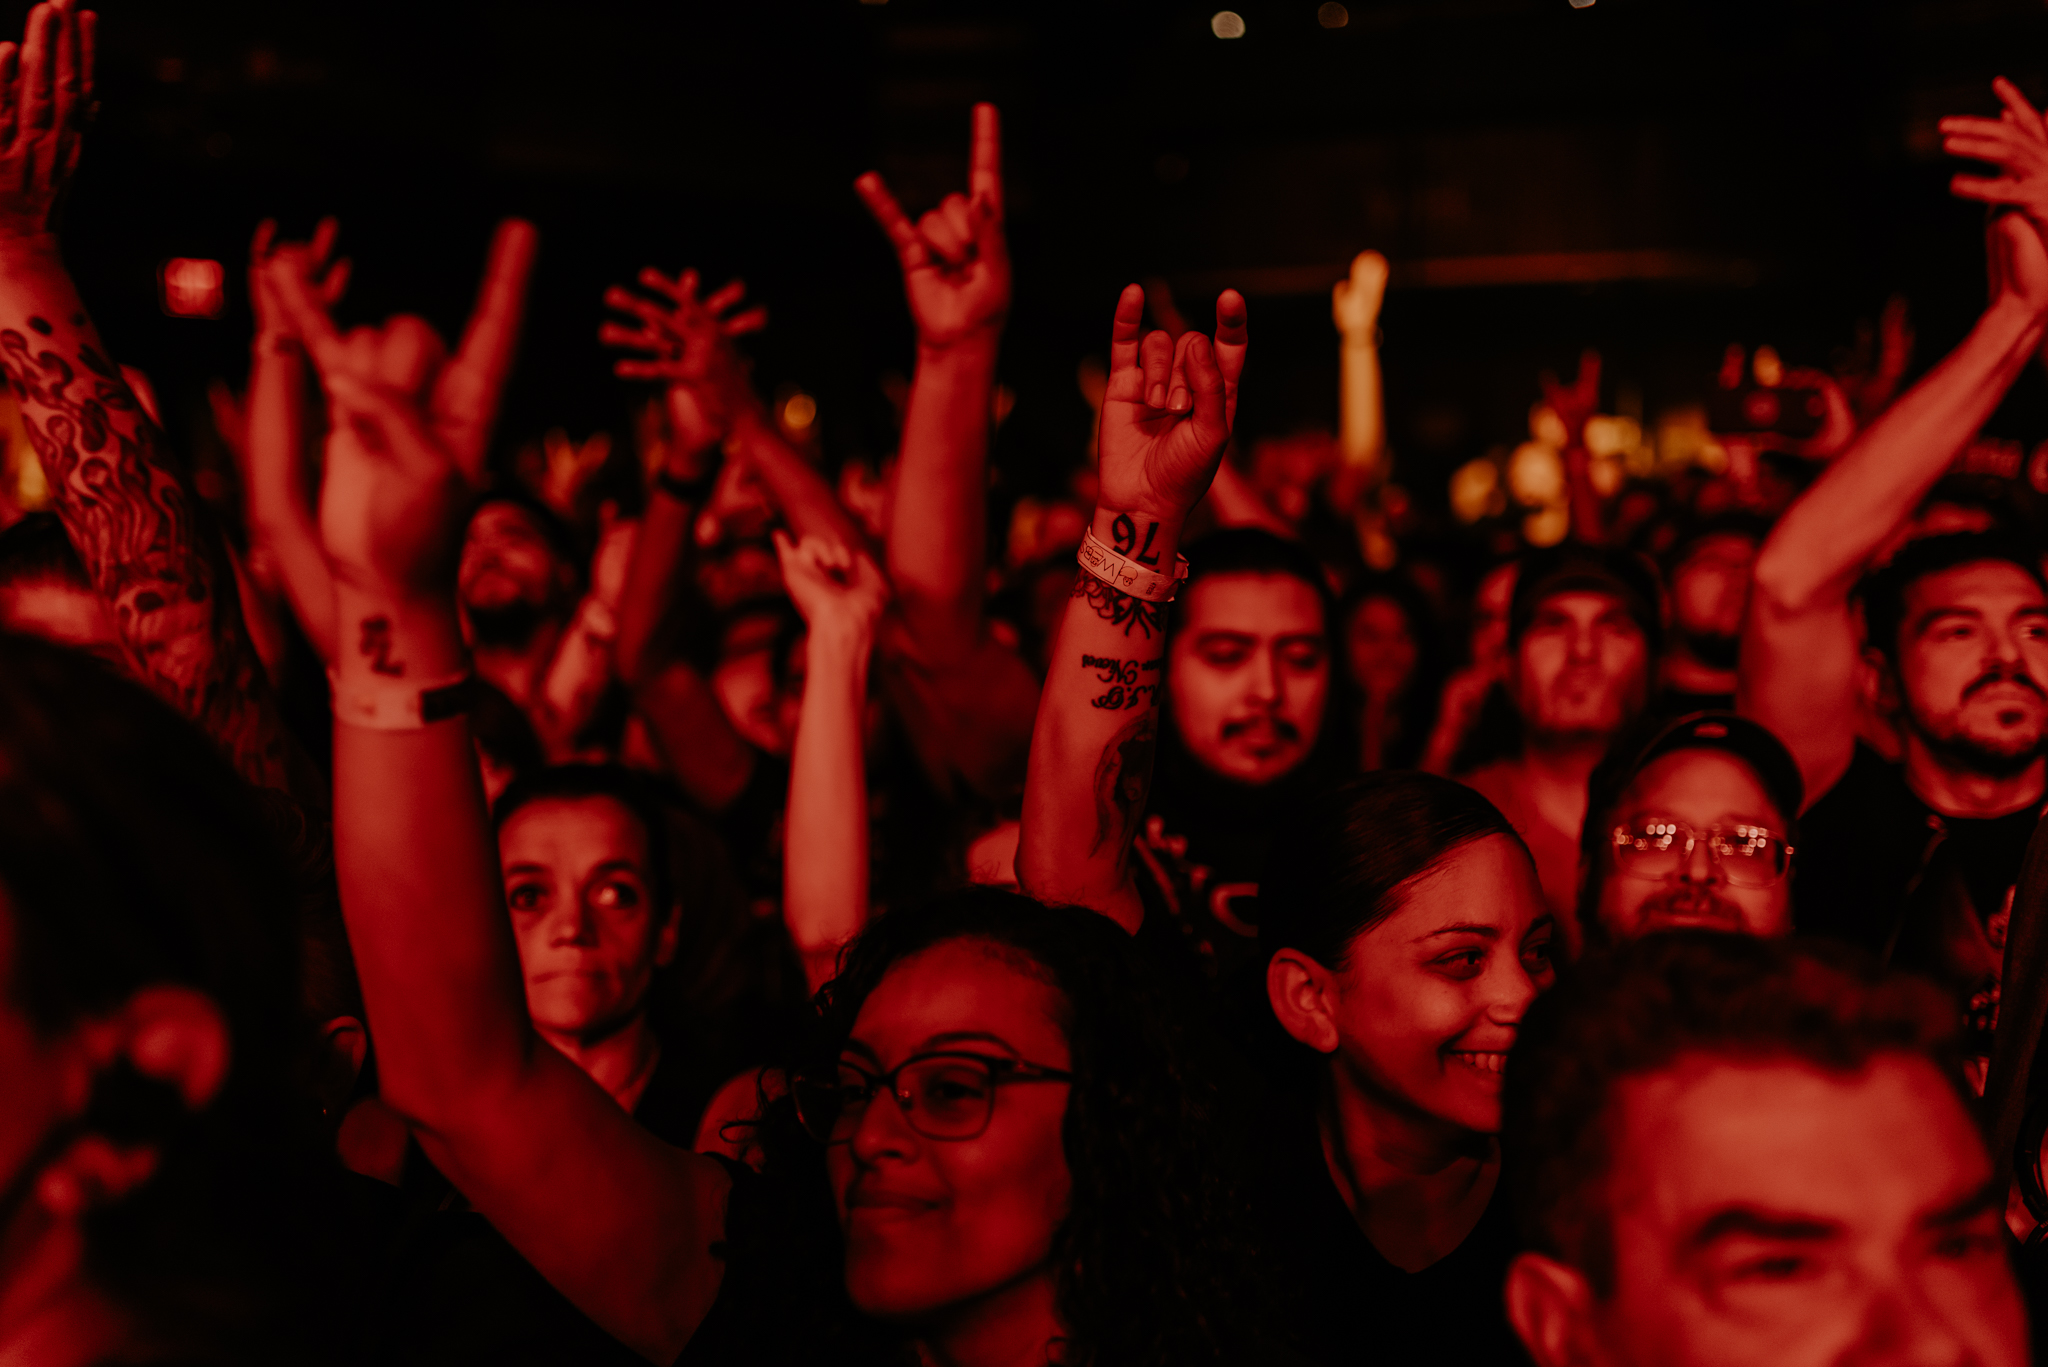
{"left": 1504, "top": 1251, "right": 1602, "bottom": 1367}
{"left": 653, "top": 899, "right": 682, "bottom": 969}
{"left": 1266, "top": 949, "right": 1340, "bottom": 1054}
{"left": 1859, "top": 646, "right": 1899, "bottom": 716}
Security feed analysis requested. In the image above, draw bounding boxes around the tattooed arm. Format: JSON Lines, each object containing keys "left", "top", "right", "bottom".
{"left": 0, "top": 2, "right": 294, "bottom": 791}
{"left": 1017, "top": 284, "right": 1245, "bottom": 932}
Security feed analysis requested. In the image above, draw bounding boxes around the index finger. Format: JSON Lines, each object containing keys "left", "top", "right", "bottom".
{"left": 854, "top": 171, "right": 930, "bottom": 272}
{"left": 436, "top": 217, "right": 539, "bottom": 476}
{"left": 970, "top": 103, "right": 1003, "bottom": 219}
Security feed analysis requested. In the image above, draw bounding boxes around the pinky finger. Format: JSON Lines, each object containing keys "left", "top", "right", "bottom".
{"left": 721, "top": 305, "right": 769, "bottom": 336}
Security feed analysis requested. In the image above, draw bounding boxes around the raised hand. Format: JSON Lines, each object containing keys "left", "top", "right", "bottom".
{"left": 1988, "top": 207, "right": 2048, "bottom": 317}
{"left": 0, "top": 0, "right": 94, "bottom": 241}
{"left": 432, "top": 220, "right": 537, "bottom": 486}
{"left": 772, "top": 529, "right": 890, "bottom": 634}
{"left": 250, "top": 216, "right": 349, "bottom": 342}
{"left": 855, "top": 103, "right": 1010, "bottom": 350}
{"left": 1944, "top": 78, "right": 2048, "bottom": 232}
{"left": 600, "top": 268, "right": 763, "bottom": 461}
{"left": 1539, "top": 349, "right": 1602, "bottom": 449}
{"left": 1332, "top": 250, "right": 1388, "bottom": 341}
{"left": 1094, "top": 283, "right": 1243, "bottom": 531}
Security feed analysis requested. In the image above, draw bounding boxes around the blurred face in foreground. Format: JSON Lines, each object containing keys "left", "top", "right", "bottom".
{"left": 1889, "top": 561, "right": 2048, "bottom": 777}
{"left": 1508, "top": 1053, "right": 2025, "bottom": 1367}
{"left": 1592, "top": 750, "right": 1792, "bottom": 942}
{"left": 827, "top": 939, "right": 1073, "bottom": 1323}
{"left": 500, "top": 795, "right": 677, "bottom": 1046}
{"left": 1512, "top": 590, "right": 1650, "bottom": 744}
{"left": 1168, "top": 571, "right": 1330, "bottom": 786}
{"left": 1271, "top": 834, "right": 1555, "bottom": 1136}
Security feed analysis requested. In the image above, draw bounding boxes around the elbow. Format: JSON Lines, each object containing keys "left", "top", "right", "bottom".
{"left": 1748, "top": 541, "right": 1834, "bottom": 621}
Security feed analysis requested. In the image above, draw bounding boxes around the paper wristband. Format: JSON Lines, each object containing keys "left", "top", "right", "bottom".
{"left": 330, "top": 671, "right": 480, "bottom": 731}
{"left": 1076, "top": 529, "right": 1190, "bottom": 604}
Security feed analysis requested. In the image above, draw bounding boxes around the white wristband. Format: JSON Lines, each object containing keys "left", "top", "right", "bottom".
{"left": 1076, "top": 528, "right": 1189, "bottom": 604}
{"left": 330, "top": 669, "right": 479, "bottom": 731}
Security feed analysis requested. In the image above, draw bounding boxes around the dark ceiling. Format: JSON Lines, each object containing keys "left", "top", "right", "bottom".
{"left": 39, "top": 0, "right": 2048, "bottom": 509}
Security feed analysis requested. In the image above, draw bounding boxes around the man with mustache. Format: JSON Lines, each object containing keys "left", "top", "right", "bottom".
{"left": 1576, "top": 712, "right": 1802, "bottom": 946}
{"left": 1462, "top": 545, "right": 1661, "bottom": 953}
{"left": 1135, "top": 527, "right": 1339, "bottom": 986}
{"left": 1743, "top": 193, "right": 2048, "bottom": 1086}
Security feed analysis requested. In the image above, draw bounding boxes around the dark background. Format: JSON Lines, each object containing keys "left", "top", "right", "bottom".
{"left": 36, "top": 0, "right": 2048, "bottom": 514}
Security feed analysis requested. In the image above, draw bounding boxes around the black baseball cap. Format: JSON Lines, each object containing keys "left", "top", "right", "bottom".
{"left": 1508, "top": 544, "right": 1664, "bottom": 656}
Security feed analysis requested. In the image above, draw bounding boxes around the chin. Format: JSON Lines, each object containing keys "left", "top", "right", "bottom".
{"left": 842, "top": 1246, "right": 962, "bottom": 1322}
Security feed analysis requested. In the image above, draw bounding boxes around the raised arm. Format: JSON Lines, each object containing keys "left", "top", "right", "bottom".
{"left": 240, "top": 217, "right": 347, "bottom": 661}
{"left": 1017, "top": 285, "right": 1244, "bottom": 930}
{"left": 855, "top": 102, "right": 1008, "bottom": 655}
{"left": 277, "top": 230, "right": 730, "bottom": 1362}
{"left": 1742, "top": 199, "right": 2048, "bottom": 800}
{"left": 775, "top": 531, "right": 888, "bottom": 991}
{"left": 0, "top": 2, "right": 297, "bottom": 792}
{"left": 1329, "top": 249, "right": 1388, "bottom": 516}
{"left": 603, "top": 267, "right": 763, "bottom": 808}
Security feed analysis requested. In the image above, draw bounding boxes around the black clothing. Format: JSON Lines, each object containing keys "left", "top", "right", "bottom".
{"left": 1255, "top": 1091, "right": 1525, "bottom": 1367}
{"left": 1795, "top": 742, "right": 2040, "bottom": 1068}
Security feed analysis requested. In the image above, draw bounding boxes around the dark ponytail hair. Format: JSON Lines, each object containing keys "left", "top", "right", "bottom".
{"left": 1260, "top": 771, "right": 1528, "bottom": 970}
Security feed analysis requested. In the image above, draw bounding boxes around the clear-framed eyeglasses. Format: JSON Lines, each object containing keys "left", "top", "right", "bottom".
{"left": 792, "top": 1050, "right": 1074, "bottom": 1145}
{"left": 1610, "top": 819, "right": 1793, "bottom": 888}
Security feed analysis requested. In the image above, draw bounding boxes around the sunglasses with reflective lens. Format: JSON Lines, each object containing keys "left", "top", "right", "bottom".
{"left": 1610, "top": 819, "right": 1792, "bottom": 888}
{"left": 792, "top": 1051, "right": 1074, "bottom": 1144}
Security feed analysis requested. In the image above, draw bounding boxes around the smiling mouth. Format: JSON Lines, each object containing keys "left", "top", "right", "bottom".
{"left": 1449, "top": 1050, "right": 1508, "bottom": 1075}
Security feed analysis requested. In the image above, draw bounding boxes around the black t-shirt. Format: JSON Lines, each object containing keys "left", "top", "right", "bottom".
{"left": 1795, "top": 743, "right": 2039, "bottom": 1068}
{"left": 1255, "top": 1092, "right": 1526, "bottom": 1367}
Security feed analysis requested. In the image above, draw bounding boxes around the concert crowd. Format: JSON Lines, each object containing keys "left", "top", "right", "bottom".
{"left": 8, "top": 2, "right": 2048, "bottom": 1363}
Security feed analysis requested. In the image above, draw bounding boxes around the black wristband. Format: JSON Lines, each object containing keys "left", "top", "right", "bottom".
{"left": 654, "top": 468, "right": 717, "bottom": 504}
{"left": 420, "top": 676, "right": 482, "bottom": 725}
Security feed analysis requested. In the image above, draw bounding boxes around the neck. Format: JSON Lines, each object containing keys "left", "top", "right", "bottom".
{"left": 1662, "top": 649, "right": 1734, "bottom": 697}
{"left": 1900, "top": 737, "right": 2046, "bottom": 819}
{"left": 1360, "top": 693, "right": 1397, "bottom": 771}
{"left": 914, "top": 1265, "right": 1063, "bottom": 1367}
{"left": 0, "top": 1203, "right": 127, "bottom": 1367}
{"left": 466, "top": 617, "right": 564, "bottom": 706}
{"left": 1318, "top": 1061, "right": 1498, "bottom": 1272}
{"left": 1512, "top": 736, "right": 1609, "bottom": 841}
{"left": 539, "top": 1013, "right": 662, "bottom": 1114}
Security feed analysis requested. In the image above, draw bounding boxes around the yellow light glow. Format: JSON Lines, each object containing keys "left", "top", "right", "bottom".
{"left": 1529, "top": 403, "right": 1569, "bottom": 449}
{"left": 1589, "top": 452, "right": 1623, "bottom": 497}
{"left": 1524, "top": 502, "right": 1570, "bottom": 547}
{"left": 1211, "top": 10, "right": 1246, "bottom": 38}
{"left": 1507, "top": 441, "right": 1565, "bottom": 507}
{"left": 1318, "top": 2, "right": 1349, "bottom": 26}
{"left": 1751, "top": 346, "right": 1783, "bottom": 388}
{"left": 1449, "top": 458, "right": 1499, "bottom": 525}
{"left": 782, "top": 393, "right": 818, "bottom": 431}
{"left": 1583, "top": 414, "right": 1641, "bottom": 460}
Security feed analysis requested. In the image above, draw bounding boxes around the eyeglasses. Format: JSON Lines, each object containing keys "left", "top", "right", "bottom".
{"left": 1610, "top": 819, "right": 1792, "bottom": 888}
{"left": 792, "top": 1051, "right": 1074, "bottom": 1145}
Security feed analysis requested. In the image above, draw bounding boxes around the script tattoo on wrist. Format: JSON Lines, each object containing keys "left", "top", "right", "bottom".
{"left": 1091, "top": 709, "right": 1157, "bottom": 857}
{"left": 359, "top": 616, "right": 406, "bottom": 677}
{"left": 2, "top": 312, "right": 290, "bottom": 791}
{"left": 1081, "top": 652, "right": 1161, "bottom": 711}
{"left": 1072, "top": 573, "right": 1162, "bottom": 638}
{"left": 1110, "top": 513, "right": 1163, "bottom": 567}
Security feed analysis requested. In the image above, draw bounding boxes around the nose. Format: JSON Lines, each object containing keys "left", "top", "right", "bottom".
{"left": 847, "top": 1081, "right": 920, "bottom": 1166}
{"left": 548, "top": 896, "right": 600, "bottom": 949}
{"left": 1565, "top": 621, "right": 1599, "bottom": 664}
{"left": 1247, "top": 642, "right": 1281, "bottom": 705}
{"left": 1847, "top": 1273, "right": 1981, "bottom": 1367}
{"left": 1679, "top": 830, "right": 1723, "bottom": 885}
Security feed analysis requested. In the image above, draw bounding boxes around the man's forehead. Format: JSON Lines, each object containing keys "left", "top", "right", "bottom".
{"left": 1531, "top": 588, "right": 1632, "bottom": 621}
{"left": 1181, "top": 572, "right": 1326, "bottom": 631}
{"left": 1603, "top": 1053, "right": 1984, "bottom": 1233}
{"left": 1621, "top": 748, "right": 1781, "bottom": 823}
{"left": 1904, "top": 559, "right": 2048, "bottom": 613}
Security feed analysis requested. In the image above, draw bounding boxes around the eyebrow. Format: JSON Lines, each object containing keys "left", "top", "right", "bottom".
{"left": 1419, "top": 922, "right": 1501, "bottom": 942}
{"left": 1912, "top": 606, "right": 1985, "bottom": 636}
{"left": 840, "top": 1030, "right": 1022, "bottom": 1065}
{"left": 1921, "top": 1179, "right": 2003, "bottom": 1230}
{"left": 1688, "top": 1206, "right": 1843, "bottom": 1249}
{"left": 587, "top": 859, "right": 643, "bottom": 879}
{"left": 503, "top": 862, "right": 550, "bottom": 878}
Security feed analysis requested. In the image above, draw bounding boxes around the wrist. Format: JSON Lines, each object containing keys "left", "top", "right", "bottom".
{"left": 916, "top": 330, "right": 1002, "bottom": 367}
{"left": 1339, "top": 325, "right": 1383, "bottom": 350}
{"left": 331, "top": 586, "right": 469, "bottom": 688}
{"left": 1088, "top": 508, "right": 1186, "bottom": 568}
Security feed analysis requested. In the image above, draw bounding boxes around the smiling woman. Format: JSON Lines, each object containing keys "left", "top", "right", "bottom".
{"left": 1255, "top": 771, "right": 1555, "bottom": 1366}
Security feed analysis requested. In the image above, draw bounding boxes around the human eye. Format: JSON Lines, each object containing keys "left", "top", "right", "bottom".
{"left": 1197, "top": 639, "right": 1252, "bottom": 668}
{"left": 1729, "top": 1251, "right": 1816, "bottom": 1283}
{"left": 1432, "top": 945, "right": 1488, "bottom": 979}
{"left": 589, "top": 879, "right": 642, "bottom": 910}
{"left": 1280, "top": 638, "right": 1328, "bottom": 670}
{"left": 506, "top": 880, "right": 547, "bottom": 914}
{"left": 1521, "top": 933, "right": 1555, "bottom": 980}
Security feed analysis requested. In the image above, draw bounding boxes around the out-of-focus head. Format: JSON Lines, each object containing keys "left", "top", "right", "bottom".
{"left": 1508, "top": 546, "right": 1659, "bottom": 746}
{"left": 1503, "top": 933, "right": 2023, "bottom": 1367}
{"left": 0, "top": 513, "right": 122, "bottom": 665}
{"left": 1262, "top": 772, "right": 1555, "bottom": 1136}
{"left": 494, "top": 766, "right": 679, "bottom": 1046}
{"left": 458, "top": 492, "right": 581, "bottom": 643}
{"left": 1664, "top": 515, "right": 1768, "bottom": 673}
{"left": 1167, "top": 529, "right": 1333, "bottom": 787}
{"left": 1862, "top": 531, "right": 2048, "bottom": 779}
{"left": 710, "top": 598, "right": 806, "bottom": 758}
{"left": 1471, "top": 559, "right": 1519, "bottom": 674}
{"left": 1246, "top": 429, "right": 1337, "bottom": 525}
{"left": 1343, "top": 573, "right": 1435, "bottom": 705}
{"left": 0, "top": 632, "right": 304, "bottom": 1341}
{"left": 795, "top": 889, "right": 1237, "bottom": 1361}
{"left": 1580, "top": 713, "right": 1801, "bottom": 946}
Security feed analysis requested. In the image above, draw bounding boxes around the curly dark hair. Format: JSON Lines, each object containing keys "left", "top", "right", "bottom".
{"left": 714, "top": 887, "right": 1251, "bottom": 1366}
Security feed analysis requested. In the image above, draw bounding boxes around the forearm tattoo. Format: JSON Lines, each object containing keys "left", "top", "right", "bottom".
{"left": 1081, "top": 651, "right": 1160, "bottom": 711}
{"left": 1071, "top": 572, "right": 1162, "bottom": 639}
{"left": 3, "top": 313, "right": 290, "bottom": 790}
{"left": 1090, "top": 709, "right": 1157, "bottom": 857}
